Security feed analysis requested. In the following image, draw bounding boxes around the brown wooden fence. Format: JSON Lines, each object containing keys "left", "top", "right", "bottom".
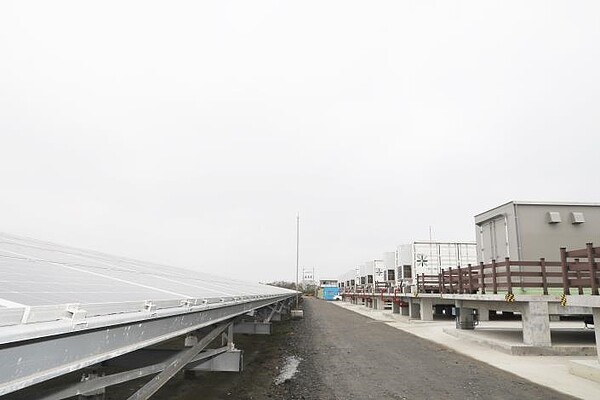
{"left": 416, "top": 243, "right": 600, "bottom": 296}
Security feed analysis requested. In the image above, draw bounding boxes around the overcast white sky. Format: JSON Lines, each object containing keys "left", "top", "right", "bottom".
{"left": 1, "top": 1, "right": 599, "bottom": 282}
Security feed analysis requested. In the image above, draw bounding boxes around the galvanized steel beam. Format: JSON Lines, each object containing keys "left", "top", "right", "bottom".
{"left": 127, "top": 322, "right": 231, "bottom": 400}
{"left": 40, "top": 347, "right": 232, "bottom": 400}
{"left": 0, "top": 296, "right": 290, "bottom": 396}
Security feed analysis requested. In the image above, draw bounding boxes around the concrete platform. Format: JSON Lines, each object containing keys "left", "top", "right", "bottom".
{"left": 444, "top": 326, "right": 597, "bottom": 356}
{"left": 569, "top": 360, "right": 600, "bottom": 384}
{"left": 332, "top": 300, "right": 600, "bottom": 400}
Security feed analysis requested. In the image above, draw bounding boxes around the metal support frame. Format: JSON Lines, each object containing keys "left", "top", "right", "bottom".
{"left": 231, "top": 300, "right": 289, "bottom": 335}
{"left": 7, "top": 298, "right": 295, "bottom": 399}
{"left": 266, "top": 302, "right": 285, "bottom": 322}
{"left": 127, "top": 322, "right": 232, "bottom": 400}
{"left": 1, "top": 296, "right": 289, "bottom": 396}
{"left": 221, "top": 323, "right": 234, "bottom": 348}
{"left": 40, "top": 324, "right": 235, "bottom": 400}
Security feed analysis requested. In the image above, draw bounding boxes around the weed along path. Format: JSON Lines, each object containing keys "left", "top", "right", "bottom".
{"left": 287, "top": 297, "right": 574, "bottom": 400}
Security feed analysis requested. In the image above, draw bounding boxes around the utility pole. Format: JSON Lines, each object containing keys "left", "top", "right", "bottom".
{"left": 295, "top": 213, "right": 300, "bottom": 309}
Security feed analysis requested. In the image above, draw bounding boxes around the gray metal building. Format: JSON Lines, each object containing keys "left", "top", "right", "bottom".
{"left": 475, "top": 201, "right": 600, "bottom": 263}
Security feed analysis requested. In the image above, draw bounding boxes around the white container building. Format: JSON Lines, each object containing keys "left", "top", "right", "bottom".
{"left": 396, "top": 241, "right": 477, "bottom": 284}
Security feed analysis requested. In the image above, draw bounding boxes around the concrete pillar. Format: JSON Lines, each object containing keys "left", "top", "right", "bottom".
{"left": 477, "top": 305, "right": 490, "bottom": 321}
{"left": 420, "top": 298, "right": 433, "bottom": 321}
{"left": 521, "top": 301, "right": 551, "bottom": 347}
{"left": 376, "top": 299, "right": 386, "bottom": 310}
{"left": 392, "top": 301, "right": 400, "bottom": 314}
{"left": 409, "top": 299, "right": 420, "bottom": 319}
{"left": 593, "top": 308, "right": 600, "bottom": 362}
{"left": 457, "top": 308, "right": 475, "bottom": 330}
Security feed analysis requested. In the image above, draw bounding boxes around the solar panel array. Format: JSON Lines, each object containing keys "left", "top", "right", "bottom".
{"left": 0, "top": 233, "right": 293, "bottom": 327}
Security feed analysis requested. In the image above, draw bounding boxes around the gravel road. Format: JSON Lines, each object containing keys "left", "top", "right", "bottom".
{"left": 281, "top": 296, "right": 576, "bottom": 400}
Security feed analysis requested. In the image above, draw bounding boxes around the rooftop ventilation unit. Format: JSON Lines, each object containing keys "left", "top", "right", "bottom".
{"left": 570, "top": 212, "right": 585, "bottom": 224}
{"left": 546, "top": 211, "right": 562, "bottom": 224}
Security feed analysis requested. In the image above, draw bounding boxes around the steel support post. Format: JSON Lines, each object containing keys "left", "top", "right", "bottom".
{"left": 221, "top": 323, "right": 234, "bottom": 348}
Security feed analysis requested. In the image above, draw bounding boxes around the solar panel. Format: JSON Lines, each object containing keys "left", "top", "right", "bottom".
{"left": 0, "top": 232, "right": 293, "bottom": 328}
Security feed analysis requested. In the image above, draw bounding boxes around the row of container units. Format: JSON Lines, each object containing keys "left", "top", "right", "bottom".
{"left": 338, "top": 241, "right": 477, "bottom": 293}
{"left": 338, "top": 201, "right": 600, "bottom": 296}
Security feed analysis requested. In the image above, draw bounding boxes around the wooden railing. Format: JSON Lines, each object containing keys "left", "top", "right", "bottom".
{"left": 561, "top": 243, "right": 600, "bottom": 295}
{"left": 416, "top": 243, "right": 600, "bottom": 296}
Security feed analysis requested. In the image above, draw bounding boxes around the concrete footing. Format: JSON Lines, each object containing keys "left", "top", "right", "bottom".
{"left": 477, "top": 305, "right": 490, "bottom": 321}
{"left": 420, "top": 298, "right": 433, "bottom": 321}
{"left": 522, "top": 302, "right": 551, "bottom": 346}
{"left": 409, "top": 300, "right": 420, "bottom": 319}
{"left": 444, "top": 327, "right": 597, "bottom": 356}
{"left": 234, "top": 321, "right": 272, "bottom": 335}
{"left": 456, "top": 307, "right": 476, "bottom": 330}
{"left": 187, "top": 350, "right": 243, "bottom": 372}
{"left": 401, "top": 304, "right": 409, "bottom": 316}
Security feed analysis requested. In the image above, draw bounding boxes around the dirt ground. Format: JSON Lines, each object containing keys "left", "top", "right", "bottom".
{"left": 7, "top": 297, "right": 578, "bottom": 399}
